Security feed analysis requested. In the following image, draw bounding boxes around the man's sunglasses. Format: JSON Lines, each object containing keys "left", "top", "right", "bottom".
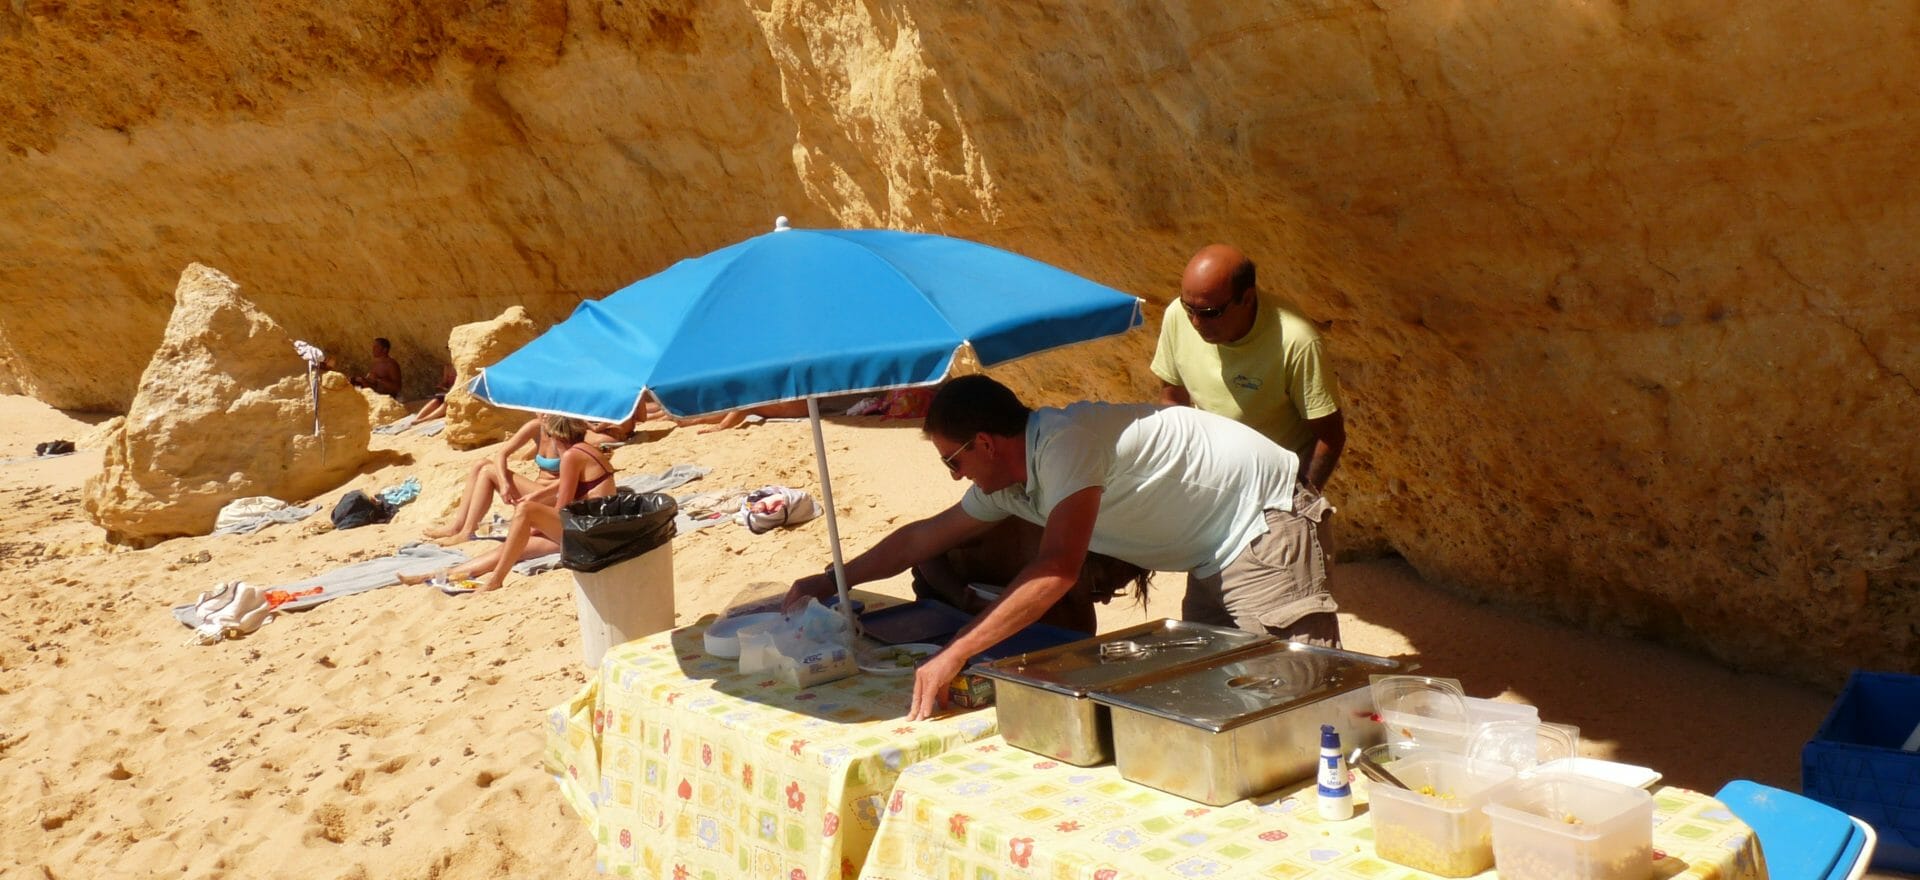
{"left": 1181, "top": 287, "right": 1247, "bottom": 320}
{"left": 939, "top": 438, "right": 974, "bottom": 473}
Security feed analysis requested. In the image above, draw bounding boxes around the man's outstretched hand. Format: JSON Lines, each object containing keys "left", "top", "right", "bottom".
{"left": 783, "top": 571, "right": 836, "bottom": 614}
{"left": 908, "top": 650, "right": 965, "bottom": 721}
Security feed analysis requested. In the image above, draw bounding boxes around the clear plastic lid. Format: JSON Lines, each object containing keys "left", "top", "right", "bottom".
{"left": 1370, "top": 674, "right": 1469, "bottom": 729}
{"left": 1467, "top": 719, "right": 1580, "bottom": 771}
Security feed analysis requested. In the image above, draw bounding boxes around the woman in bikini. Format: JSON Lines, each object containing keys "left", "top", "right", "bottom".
{"left": 425, "top": 415, "right": 574, "bottom": 543}
{"left": 407, "top": 414, "right": 617, "bottom": 592}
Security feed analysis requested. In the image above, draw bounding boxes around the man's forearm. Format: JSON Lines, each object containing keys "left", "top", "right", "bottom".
{"left": 943, "top": 570, "right": 1077, "bottom": 660}
{"left": 839, "top": 521, "right": 943, "bottom": 586}
{"left": 1300, "top": 412, "right": 1346, "bottom": 492}
{"left": 1303, "top": 440, "right": 1341, "bottom": 491}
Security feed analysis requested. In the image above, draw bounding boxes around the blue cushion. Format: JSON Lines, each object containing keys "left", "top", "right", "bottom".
{"left": 1716, "top": 780, "right": 1855, "bottom": 880}
{"left": 1827, "top": 822, "right": 1866, "bottom": 880}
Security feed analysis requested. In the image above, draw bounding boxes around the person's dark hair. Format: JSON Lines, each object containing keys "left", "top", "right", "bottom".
{"left": 373, "top": 337, "right": 392, "bottom": 351}
{"left": 1082, "top": 552, "right": 1155, "bottom": 606}
{"left": 1230, "top": 258, "right": 1256, "bottom": 298}
{"left": 925, "top": 375, "right": 1031, "bottom": 442}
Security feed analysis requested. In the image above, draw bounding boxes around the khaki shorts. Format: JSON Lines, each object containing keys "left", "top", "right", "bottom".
{"left": 1183, "top": 484, "right": 1336, "bottom": 640}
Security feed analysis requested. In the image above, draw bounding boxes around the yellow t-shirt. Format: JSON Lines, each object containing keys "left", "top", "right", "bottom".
{"left": 1149, "top": 294, "right": 1341, "bottom": 457}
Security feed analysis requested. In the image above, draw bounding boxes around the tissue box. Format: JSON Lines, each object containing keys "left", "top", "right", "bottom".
{"left": 1802, "top": 669, "right": 1920, "bottom": 872}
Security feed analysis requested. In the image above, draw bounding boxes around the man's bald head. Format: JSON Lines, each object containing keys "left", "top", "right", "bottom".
{"left": 1182, "top": 245, "right": 1255, "bottom": 298}
{"left": 1178, "top": 244, "right": 1259, "bottom": 344}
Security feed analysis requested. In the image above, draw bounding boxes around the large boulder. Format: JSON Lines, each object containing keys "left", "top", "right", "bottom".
{"left": 82, "top": 264, "right": 375, "bottom": 546}
{"left": 357, "top": 387, "right": 411, "bottom": 426}
{"left": 443, "top": 306, "right": 540, "bottom": 450}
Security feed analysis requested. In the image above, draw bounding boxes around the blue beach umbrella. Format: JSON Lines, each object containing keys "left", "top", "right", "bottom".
{"left": 474, "top": 218, "right": 1143, "bottom": 623}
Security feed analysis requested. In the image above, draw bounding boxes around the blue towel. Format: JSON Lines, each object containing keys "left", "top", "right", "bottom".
{"left": 379, "top": 476, "right": 422, "bottom": 507}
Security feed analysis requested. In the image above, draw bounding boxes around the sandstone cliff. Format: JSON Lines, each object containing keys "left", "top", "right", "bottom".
{"left": 6, "top": 2, "right": 1915, "bottom": 678}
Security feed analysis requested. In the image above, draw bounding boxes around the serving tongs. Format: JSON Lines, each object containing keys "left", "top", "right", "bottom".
{"left": 1098, "top": 636, "right": 1208, "bottom": 661}
{"left": 1350, "top": 746, "right": 1412, "bottom": 790}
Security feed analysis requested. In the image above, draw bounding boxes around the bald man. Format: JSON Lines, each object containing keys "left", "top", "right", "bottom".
{"left": 1150, "top": 244, "right": 1346, "bottom": 492}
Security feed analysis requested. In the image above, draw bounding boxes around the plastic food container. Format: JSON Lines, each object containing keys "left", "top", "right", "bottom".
{"left": 972, "top": 619, "right": 1270, "bottom": 765}
{"left": 1368, "top": 752, "right": 1516, "bottom": 876}
{"left": 1381, "top": 695, "right": 1541, "bottom": 754}
{"left": 1483, "top": 773, "right": 1654, "bottom": 880}
{"left": 703, "top": 612, "right": 781, "bottom": 658}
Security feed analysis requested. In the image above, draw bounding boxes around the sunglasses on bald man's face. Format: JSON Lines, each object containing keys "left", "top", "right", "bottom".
{"left": 1181, "top": 287, "right": 1248, "bottom": 320}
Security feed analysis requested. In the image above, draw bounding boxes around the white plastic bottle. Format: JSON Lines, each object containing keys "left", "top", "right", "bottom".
{"left": 1317, "top": 724, "right": 1354, "bottom": 820}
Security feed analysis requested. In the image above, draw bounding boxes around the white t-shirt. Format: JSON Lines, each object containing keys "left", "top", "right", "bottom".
{"left": 959, "top": 403, "right": 1298, "bottom": 577}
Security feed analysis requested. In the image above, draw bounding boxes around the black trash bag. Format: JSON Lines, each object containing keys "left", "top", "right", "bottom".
{"left": 330, "top": 490, "right": 394, "bottom": 530}
{"left": 561, "top": 492, "right": 677, "bottom": 573}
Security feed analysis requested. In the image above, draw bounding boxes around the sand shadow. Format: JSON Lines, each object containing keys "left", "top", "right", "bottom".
{"left": 1333, "top": 556, "right": 1833, "bottom": 791}
{"left": 356, "top": 449, "right": 414, "bottom": 473}
{"left": 53, "top": 408, "right": 120, "bottom": 426}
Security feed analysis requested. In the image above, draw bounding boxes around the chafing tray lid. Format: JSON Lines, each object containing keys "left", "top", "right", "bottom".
{"left": 972, "top": 619, "right": 1271, "bottom": 697}
{"left": 1088, "top": 641, "right": 1406, "bottom": 732}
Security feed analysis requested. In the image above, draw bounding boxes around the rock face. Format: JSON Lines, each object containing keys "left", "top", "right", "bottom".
{"left": 443, "top": 306, "right": 541, "bottom": 450}
{"left": 8, "top": 3, "right": 1917, "bottom": 678}
{"left": 358, "top": 388, "right": 410, "bottom": 426}
{"left": 82, "top": 265, "right": 375, "bottom": 546}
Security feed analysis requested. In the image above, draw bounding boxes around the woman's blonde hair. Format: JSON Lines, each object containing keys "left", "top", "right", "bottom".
{"left": 541, "top": 413, "right": 587, "bottom": 442}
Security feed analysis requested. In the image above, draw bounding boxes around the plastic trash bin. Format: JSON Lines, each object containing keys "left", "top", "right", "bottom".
{"left": 563, "top": 493, "right": 678, "bottom": 669}
{"left": 571, "top": 543, "right": 674, "bottom": 669}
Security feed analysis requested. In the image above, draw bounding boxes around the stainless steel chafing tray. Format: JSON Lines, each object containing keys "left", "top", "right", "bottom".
{"left": 971, "top": 619, "right": 1271, "bottom": 765}
{"left": 1089, "top": 640, "right": 1407, "bottom": 805}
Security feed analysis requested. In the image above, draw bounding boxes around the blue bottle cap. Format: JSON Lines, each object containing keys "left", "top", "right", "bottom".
{"left": 1321, "top": 724, "right": 1340, "bottom": 748}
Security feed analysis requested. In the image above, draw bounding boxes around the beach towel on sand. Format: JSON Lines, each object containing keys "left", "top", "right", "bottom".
{"left": 212, "top": 496, "right": 323, "bottom": 536}
{"left": 372, "top": 416, "right": 446, "bottom": 436}
{"left": 169, "top": 543, "right": 470, "bottom": 628}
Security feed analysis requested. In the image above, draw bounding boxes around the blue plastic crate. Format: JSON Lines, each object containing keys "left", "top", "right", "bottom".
{"left": 1802, "top": 670, "right": 1920, "bottom": 873}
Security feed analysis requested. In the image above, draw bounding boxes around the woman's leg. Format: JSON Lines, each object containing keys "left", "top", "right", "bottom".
{"left": 694, "top": 411, "right": 748, "bottom": 434}
{"left": 397, "top": 544, "right": 504, "bottom": 585}
{"left": 423, "top": 459, "right": 495, "bottom": 540}
{"left": 478, "top": 503, "right": 563, "bottom": 591}
{"left": 426, "top": 462, "right": 540, "bottom": 542}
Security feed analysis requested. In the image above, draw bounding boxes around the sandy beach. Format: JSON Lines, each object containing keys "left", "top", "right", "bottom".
{"left": 0, "top": 392, "right": 1846, "bottom": 879}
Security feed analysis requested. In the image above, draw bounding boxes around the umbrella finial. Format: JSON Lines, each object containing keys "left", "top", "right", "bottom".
{"left": 774, "top": 216, "right": 791, "bottom": 232}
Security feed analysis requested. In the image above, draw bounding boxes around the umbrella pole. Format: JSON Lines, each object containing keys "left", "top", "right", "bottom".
{"left": 807, "top": 397, "right": 859, "bottom": 635}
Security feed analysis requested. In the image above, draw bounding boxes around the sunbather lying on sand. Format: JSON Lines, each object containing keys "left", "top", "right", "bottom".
{"left": 404, "top": 414, "right": 617, "bottom": 592}
{"left": 672, "top": 400, "right": 811, "bottom": 433}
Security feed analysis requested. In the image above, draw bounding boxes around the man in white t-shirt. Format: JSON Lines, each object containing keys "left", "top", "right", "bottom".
{"left": 784, "top": 375, "right": 1336, "bottom": 720}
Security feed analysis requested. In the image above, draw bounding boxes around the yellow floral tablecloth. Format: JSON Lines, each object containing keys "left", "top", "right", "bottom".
{"left": 859, "top": 736, "right": 1766, "bottom": 880}
{"left": 545, "top": 620, "right": 998, "bottom": 880}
